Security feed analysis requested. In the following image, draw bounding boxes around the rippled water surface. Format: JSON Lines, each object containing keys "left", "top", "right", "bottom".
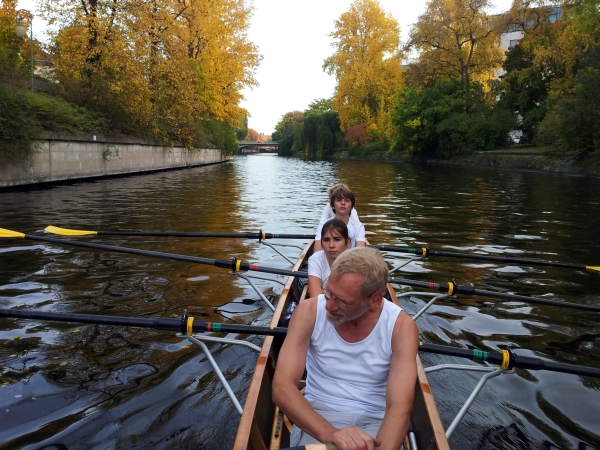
{"left": 1, "top": 156, "right": 599, "bottom": 449}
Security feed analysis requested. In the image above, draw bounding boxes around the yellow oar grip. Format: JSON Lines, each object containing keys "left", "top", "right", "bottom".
{"left": 45, "top": 225, "right": 98, "bottom": 236}
{"left": 186, "top": 316, "right": 194, "bottom": 335}
{"left": 0, "top": 228, "right": 25, "bottom": 238}
{"left": 235, "top": 259, "right": 242, "bottom": 271}
{"left": 500, "top": 349, "right": 510, "bottom": 370}
{"left": 586, "top": 266, "right": 600, "bottom": 272}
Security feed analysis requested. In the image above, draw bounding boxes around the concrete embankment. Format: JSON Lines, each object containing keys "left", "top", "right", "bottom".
{"left": 0, "top": 133, "right": 229, "bottom": 189}
{"left": 339, "top": 148, "right": 600, "bottom": 177}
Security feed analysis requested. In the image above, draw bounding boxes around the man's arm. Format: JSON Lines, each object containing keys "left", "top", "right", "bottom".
{"left": 376, "top": 312, "right": 419, "bottom": 450}
{"left": 272, "top": 299, "right": 335, "bottom": 440}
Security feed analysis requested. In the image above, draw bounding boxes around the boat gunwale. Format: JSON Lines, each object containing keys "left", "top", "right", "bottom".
{"left": 233, "top": 239, "right": 313, "bottom": 450}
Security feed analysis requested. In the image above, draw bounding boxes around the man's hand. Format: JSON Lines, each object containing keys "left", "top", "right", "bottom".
{"left": 327, "top": 427, "right": 381, "bottom": 450}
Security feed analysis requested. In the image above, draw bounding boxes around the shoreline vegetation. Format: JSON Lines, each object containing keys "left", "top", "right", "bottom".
{"left": 2, "top": 0, "right": 599, "bottom": 176}
{"left": 327, "top": 146, "right": 600, "bottom": 177}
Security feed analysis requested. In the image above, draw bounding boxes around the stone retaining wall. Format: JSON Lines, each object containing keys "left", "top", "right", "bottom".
{"left": 0, "top": 133, "right": 228, "bottom": 188}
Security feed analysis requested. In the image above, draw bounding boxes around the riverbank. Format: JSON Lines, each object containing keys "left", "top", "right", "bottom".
{"left": 0, "top": 133, "right": 229, "bottom": 189}
{"left": 335, "top": 147, "right": 600, "bottom": 177}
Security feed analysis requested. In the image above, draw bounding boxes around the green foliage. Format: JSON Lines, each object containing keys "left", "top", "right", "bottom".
{"left": 392, "top": 80, "right": 514, "bottom": 157}
{"left": 234, "top": 114, "right": 248, "bottom": 141}
{"left": 538, "top": 67, "right": 600, "bottom": 153}
{"left": 274, "top": 101, "right": 344, "bottom": 158}
{"left": 274, "top": 111, "right": 304, "bottom": 156}
{"left": 300, "top": 105, "right": 344, "bottom": 158}
{"left": 193, "top": 118, "right": 238, "bottom": 155}
{"left": 493, "top": 44, "right": 550, "bottom": 141}
{"left": 0, "top": 85, "right": 107, "bottom": 163}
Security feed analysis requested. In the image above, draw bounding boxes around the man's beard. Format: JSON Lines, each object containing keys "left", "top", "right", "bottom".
{"left": 326, "top": 301, "right": 370, "bottom": 326}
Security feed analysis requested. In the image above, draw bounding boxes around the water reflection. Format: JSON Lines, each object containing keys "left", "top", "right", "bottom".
{"left": 0, "top": 157, "right": 599, "bottom": 448}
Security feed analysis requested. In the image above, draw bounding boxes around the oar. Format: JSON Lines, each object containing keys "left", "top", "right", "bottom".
{"left": 45, "top": 225, "right": 313, "bottom": 240}
{"left": 44, "top": 227, "right": 600, "bottom": 272}
{"left": 371, "top": 244, "right": 600, "bottom": 273}
{"left": 2, "top": 228, "right": 599, "bottom": 312}
{"left": 0, "top": 308, "right": 287, "bottom": 337}
{"left": 386, "top": 276, "right": 600, "bottom": 312}
{"left": 0, "top": 228, "right": 298, "bottom": 277}
{"left": 1, "top": 308, "right": 599, "bottom": 379}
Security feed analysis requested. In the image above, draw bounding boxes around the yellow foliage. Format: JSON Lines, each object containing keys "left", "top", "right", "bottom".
{"left": 323, "top": 0, "right": 404, "bottom": 137}
{"left": 38, "top": 0, "right": 261, "bottom": 145}
{"left": 409, "top": 0, "right": 504, "bottom": 86}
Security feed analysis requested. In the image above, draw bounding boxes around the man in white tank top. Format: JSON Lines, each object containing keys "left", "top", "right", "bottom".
{"left": 273, "top": 248, "right": 419, "bottom": 450}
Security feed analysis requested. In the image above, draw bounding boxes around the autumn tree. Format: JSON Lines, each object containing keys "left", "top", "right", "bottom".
{"left": 323, "top": 0, "right": 403, "bottom": 139}
{"left": 245, "top": 128, "right": 260, "bottom": 141}
{"left": 40, "top": 0, "right": 261, "bottom": 152}
{"left": 408, "top": 0, "right": 504, "bottom": 87}
{"left": 517, "top": 0, "right": 600, "bottom": 151}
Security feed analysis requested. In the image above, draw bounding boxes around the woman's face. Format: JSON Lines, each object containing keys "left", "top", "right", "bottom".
{"left": 322, "top": 229, "right": 350, "bottom": 263}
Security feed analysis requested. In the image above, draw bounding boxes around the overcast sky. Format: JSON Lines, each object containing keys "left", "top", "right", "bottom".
{"left": 17, "top": 0, "right": 513, "bottom": 135}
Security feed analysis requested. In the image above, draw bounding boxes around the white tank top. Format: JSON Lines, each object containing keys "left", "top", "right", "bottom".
{"left": 304, "top": 295, "right": 403, "bottom": 418}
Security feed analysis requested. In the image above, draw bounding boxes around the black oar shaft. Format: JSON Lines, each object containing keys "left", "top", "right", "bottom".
{"left": 25, "top": 234, "right": 308, "bottom": 277}
{"left": 18, "top": 234, "right": 600, "bottom": 312}
{"left": 372, "top": 245, "right": 588, "bottom": 270}
{"left": 2, "top": 308, "right": 598, "bottom": 378}
{"left": 0, "top": 309, "right": 288, "bottom": 337}
{"left": 388, "top": 277, "right": 600, "bottom": 312}
{"left": 96, "top": 231, "right": 313, "bottom": 239}
{"left": 419, "top": 343, "right": 600, "bottom": 379}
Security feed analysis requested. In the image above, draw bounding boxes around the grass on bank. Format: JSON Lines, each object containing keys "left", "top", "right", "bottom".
{"left": 0, "top": 83, "right": 107, "bottom": 164}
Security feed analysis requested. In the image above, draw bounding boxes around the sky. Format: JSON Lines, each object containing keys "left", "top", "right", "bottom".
{"left": 16, "top": 0, "right": 513, "bottom": 135}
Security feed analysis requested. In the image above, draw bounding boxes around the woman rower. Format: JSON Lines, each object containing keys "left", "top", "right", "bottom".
{"left": 307, "top": 218, "right": 351, "bottom": 297}
{"left": 314, "top": 183, "right": 365, "bottom": 252}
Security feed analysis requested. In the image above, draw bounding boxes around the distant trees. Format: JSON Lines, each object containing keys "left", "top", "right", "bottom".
{"left": 494, "top": 0, "right": 600, "bottom": 152}
{"left": 323, "top": 0, "right": 403, "bottom": 142}
{"left": 273, "top": 100, "right": 344, "bottom": 158}
{"left": 245, "top": 128, "right": 260, "bottom": 141}
{"left": 273, "top": 111, "right": 304, "bottom": 156}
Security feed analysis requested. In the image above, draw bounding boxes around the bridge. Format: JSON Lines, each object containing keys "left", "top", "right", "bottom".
{"left": 237, "top": 141, "right": 278, "bottom": 155}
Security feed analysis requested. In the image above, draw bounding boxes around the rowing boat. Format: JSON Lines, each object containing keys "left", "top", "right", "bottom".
{"left": 233, "top": 240, "right": 450, "bottom": 450}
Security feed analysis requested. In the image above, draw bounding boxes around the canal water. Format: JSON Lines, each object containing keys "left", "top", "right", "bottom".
{"left": 1, "top": 156, "right": 599, "bottom": 449}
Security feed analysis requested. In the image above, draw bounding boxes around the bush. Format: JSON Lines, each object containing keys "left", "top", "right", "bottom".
{"left": 392, "top": 80, "right": 515, "bottom": 157}
{"left": 0, "top": 84, "right": 107, "bottom": 163}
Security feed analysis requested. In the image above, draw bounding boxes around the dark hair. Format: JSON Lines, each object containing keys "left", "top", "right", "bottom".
{"left": 321, "top": 218, "right": 349, "bottom": 241}
{"left": 329, "top": 184, "right": 356, "bottom": 210}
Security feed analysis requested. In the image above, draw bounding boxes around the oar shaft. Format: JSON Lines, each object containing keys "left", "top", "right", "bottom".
{"left": 372, "top": 245, "right": 589, "bottom": 271}
{"left": 0, "top": 309, "right": 288, "bottom": 337}
{"left": 419, "top": 343, "right": 600, "bottom": 379}
{"left": 2, "top": 309, "right": 598, "bottom": 378}
{"left": 24, "top": 234, "right": 310, "bottom": 278}
{"left": 96, "top": 231, "right": 314, "bottom": 239}
{"left": 388, "top": 277, "right": 600, "bottom": 312}
{"left": 15, "top": 233, "right": 600, "bottom": 312}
